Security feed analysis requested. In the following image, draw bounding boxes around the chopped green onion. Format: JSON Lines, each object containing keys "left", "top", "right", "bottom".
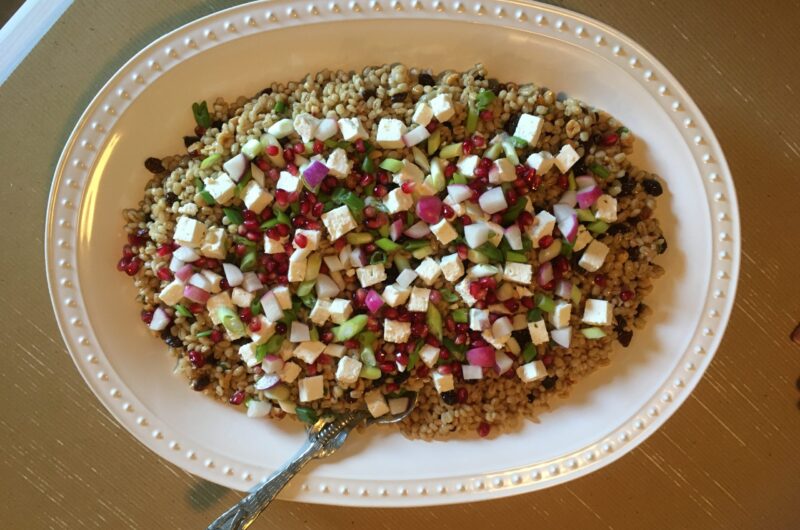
{"left": 501, "top": 197, "right": 528, "bottom": 224}
{"left": 522, "top": 235, "right": 533, "bottom": 251}
{"left": 439, "top": 143, "right": 462, "bottom": 159}
{"left": 484, "top": 142, "right": 503, "bottom": 160}
{"left": 427, "top": 305, "right": 443, "bottom": 340}
{"left": 375, "top": 238, "right": 401, "bottom": 252}
{"left": 535, "top": 294, "right": 555, "bottom": 313}
{"left": 411, "top": 245, "right": 433, "bottom": 260}
{"left": 361, "top": 156, "right": 376, "bottom": 174}
{"left": 194, "top": 177, "right": 204, "bottom": 191}
{"left": 502, "top": 141, "right": 519, "bottom": 165}
{"left": 568, "top": 173, "right": 577, "bottom": 191}
{"left": 250, "top": 298, "right": 262, "bottom": 316}
{"left": 466, "top": 106, "right": 479, "bottom": 134}
{"left": 289, "top": 200, "right": 300, "bottom": 215}
{"left": 346, "top": 232, "right": 373, "bottom": 245}
{"left": 357, "top": 331, "right": 377, "bottom": 348}
{"left": 332, "top": 189, "right": 365, "bottom": 219}
{"left": 570, "top": 285, "right": 582, "bottom": 305}
{"left": 191, "top": 101, "right": 212, "bottom": 128}
{"left": 590, "top": 163, "right": 610, "bottom": 179}
{"left": 522, "top": 343, "right": 537, "bottom": 363}
{"left": 280, "top": 307, "right": 297, "bottom": 327}
{"left": 576, "top": 208, "right": 596, "bottom": 223}
{"left": 453, "top": 308, "right": 469, "bottom": 323}
{"left": 360, "top": 347, "right": 377, "bottom": 367}
{"left": 477, "top": 242, "right": 503, "bottom": 262}
{"left": 560, "top": 240, "right": 574, "bottom": 258}
{"left": 407, "top": 341, "right": 423, "bottom": 371}
{"left": 378, "top": 224, "right": 390, "bottom": 238}
{"left": 427, "top": 129, "right": 441, "bottom": 156}
{"left": 196, "top": 330, "right": 213, "bottom": 338}
{"left": 359, "top": 365, "right": 382, "bottom": 380}
{"left": 332, "top": 315, "right": 368, "bottom": 342}
{"left": 505, "top": 250, "right": 528, "bottom": 263}
{"left": 295, "top": 406, "right": 318, "bottom": 424}
{"left": 412, "top": 146, "right": 430, "bottom": 172}
{"left": 273, "top": 100, "right": 286, "bottom": 114}
{"left": 174, "top": 304, "right": 193, "bottom": 318}
{"left": 404, "top": 240, "right": 429, "bottom": 251}
{"left": 379, "top": 158, "right": 404, "bottom": 173}
{"left": 216, "top": 307, "right": 245, "bottom": 336}
{"left": 240, "top": 249, "right": 257, "bottom": 272}
{"left": 476, "top": 89, "right": 497, "bottom": 111}
{"left": 452, "top": 172, "right": 468, "bottom": 185}
{"left": 509, "top": 136, "right": 528, "bottom": 149}
{"left": 223, "top": 207, "right": 244, "bottom": 225}
{"left": 235, "top": 171, "right": 252, "bottom": 192}
{"left": 232, "top": 235, "right": 256, "bottom": 247}
{"left": 200, "top": 153, "right": 222, "bottom": 169}
{"left": 442, "top": 337, "right": 466, "bottom": 361}
{"left": 369, "top": 251, "right": 387, "bottom": 264}
{"left": 588, "top": 221, "right": 610, "bottom": 234}
{"left": 260, "top": 218, "right": 280, "bottom": 230}
{"left": 199, "top": 191, "right": 216, "bottom": 205}
{"left": 440, "top": 289, "right": 459, "bottom": 303}
{"left": 256, "top": 335, "right": 284, "bottom": 362}
{"left": 581, "top": 327, "right": 607, "bottom": 339}
{"left": 616, "top": 126, "right": 629, "bottom": 134}
{"left": 300, "top": 293, "right": 316, "bottom": 309}
{"left": 274, "top": 209, "right": 291, "bottom": 226}
{"left": 467, "top": 249, "right": 489, "bottom": 264}
{"left": 297, "top": 280, "right": 316, "bottom": 297}
{"left": 527, "top": 308, "right": 543, "bottom": 322}
{"left": 305, "top": 253, "right": 321, "bottom": 281}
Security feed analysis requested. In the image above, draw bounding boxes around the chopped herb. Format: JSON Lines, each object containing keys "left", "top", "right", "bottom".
{"left": 240, "top": 249, "right": 257, "bottom": 272}
{"left": 379, "top": 158, "right": 404, "bottom": 172}
{"left": 501, "top": 197, "right": 528, "bottom": 223}
{"left": 439, "top": 143, "right": 462, "bottom": 159}
{"left": 560, "top": 240, "right": 574, "bottom": 258}
{"left": 216, "top": 307, "right": 244, "bottom": 336}
{"left": 588, "top": 220, "right": 610, "bottom": 234}
{"left": 427, "top": 129, "right": 441, "bottom": 156}
{"left": 300, "top": 293, "right": 316, "bottom": 309}
{"left": 297, "top": 280, "right": 316, "bottom": 297}
{"left": 535, "top": 294, "right": 555, "bottom": 313}
{"left": 174, "top": 304, "right": 193, "bottom": 318}
{"left": 273, "top": 100, "right": 286, "bottom": 114}
{"left": 195, "top": 330, "right": 213, "bottom": 338}
{"left": 295, "top": 407, "right": 318, "bottom": 424}
{"left": 476, "top": 89, "right": 496, "bottom": 111}
{"left": 359, "top": 366, "right": 382, "bottom": 380}
{"left": 442, "top": 337, "right": 466, "bottom": 361}
{"left": 581, "top": 327, "right": 607, "bottom": 339}
{"left": 527, "top": 308, "right": 543, "bottom": 322}
{"left": 505, "top": 250, "right": 528, "bottom": 263}
{"left": 332, "top": 188, "right": 365, "bottom": 220}
{"left": 199, "top": 190, "right": 216, "bottom": 205}
{"left": 191, "top": 101, "right": 212, "bottom": 129}
{"left": 522, "top": 343, "right": 537, "bottom": 363}
{"left": 369, "top": 251, "right": 387, "bottom": 264}
{"left": 256, "top": 335, "right": 284, "bottom": 361}
{"left": 440, "top": 289, "right": 459, "bottom": 303}
{"left": 223, "top": 207, "right": 244, "bottom": 225}
{"left": 509, "top": 136, "right": 528, "bottom": 149}
{"left": 200, "top": 153, "right": 222, "bottom": 169}
{"left": 260, "top": 218, "right": 280, "bottom": 230}
{"left": 407, "top": 340, "right": 423, "bottom": 371}
{"left": 576, "top": 208, "right": 596, "bottom": 223}
{"left": 427, "top": 304, "right": 443, "bottom": 340}
{"left": 477, "top": 242, "right": 503, "bottom": 262}
{"left": 232, "top": 235, "right": 256, "bottom": 247}
{"left": 453, "top": 308, "right": 469, "bottom": 323}
{"left": 332, "top": 315, "right": 368, "bottom": 342}
{"left": 361, "top": 156, "right": 376, "bottom": 174}
{"left": 452, "top": 172, "right": 468, "bottom": 185}
{"left": 590, "top": 163, "right": 610, "bottom": 178}
{"left": 404, "top": 240, "right": 429, "bottom": 251}
{"left": 466, "top": 106, "right": 479, "bottom": 134}
{"left": 194, "top": 177, "right": 204, "bottom": 191}
{"left": 275, "top": 209, "right": 291, "bottom": 226}
{"left": 616, "top": 126, "right": 629, "bottom": 134}
{"left": 375, "top": 238, "right": 402, "bottom": 252}
{"left": 250, "top": 298, "right": 262, "bottom": 316}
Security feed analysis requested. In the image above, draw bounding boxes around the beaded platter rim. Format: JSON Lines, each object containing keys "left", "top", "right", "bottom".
{"left": 45, "top": 0, "right": 739, "bottom": 505}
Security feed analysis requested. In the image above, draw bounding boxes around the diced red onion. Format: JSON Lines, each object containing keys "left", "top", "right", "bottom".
{"left": 447, "top": 184, "right": 472, "bottom": 203}
{"left": 551, "top": 327, "right": 572, "bottom": 348}
{"left": 169, "top": 256, "right": 185, "bottom": 273}
{"left": 478, "top": 187, "right": 508, "bottom": 214}
{"left": 416, "top": 196, "right": 443, "bottom": 224}
{"left": 466, "top": 346, "right": 496, "bottom": 367}
{"left": 222, "top": 262, "right": 243, "bottom": 287}
{"left": 350, "top": 247, "right": 367, "bottom": 267}
{"left": 223, "top": 153, "right": 248, "bottom": 182}
{"left": 576, "top": 184, "right": 603, "bottom": 209}
{"left": 261, "top": 355, "right": 284, "bottom": 374}
{"left": 148, "top": 307, "right": 171, "bottom": 331}
{"left": 555, "top": 280, "right": 573, "bottom": 299}
{"left": 575, "top": 175, "right": 596, "bottom": 189}
{"left": 504, "top": 225, "right": 523, "bottom": 250}
{"left": 389, "top": 218, "right": 404, "bottom": 241}
{"left": 402, "top": 125, "right": 431, "bottom": 147}
{"left": 365, "top": 289, "right": 384, "bottom": 313}
{"left": 495, "top": 351, "right": 514, "bottom": 375}
{"left": 553, "top": 203, "right": 578, "bottom": 243}
{"left": 302, "top": 160, "right": 328, "bottom": 189}
{"left": 183, "top": 284, "right": 210, "bottom": 304}
{"left": 558, "top": 190, "right": 577, "bottom": 207}
{"left": 189, "top": 273, "right": 211, "bottom": 291}
{"left": 536, "top": 262, "right": 553, "bottom": 287}
{"left": 254, "top": 373, "right": 281, "bottom": 390}
{"left": 175, "top": 264, "right": 194, "bottom": 282}
{"left": 404, "top": 220, "right": 431, "bottom": 239}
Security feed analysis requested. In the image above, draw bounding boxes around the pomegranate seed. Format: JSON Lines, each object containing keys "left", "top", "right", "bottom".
{"left": 444, "top": 165, "right": 456, "bottom": 178}
{"left": 557, "top": 174, "right": 569, "bottom": 190}
{"left": 189, "top": 303, "right": 204, "bottom": 314}
{"left": 275, "top": 322, "right": 287, "bottom": 334}
{"left": 344, "top": 339, "right": 359, "bottom": 349}
{"left": 268, "top": 168, "right": 280, "bottom": 181}
{"left": 243, "top": 218, "right": 259, "bottom": 230}
{"left": 249, "top": 318, "right": 262, "bottom": 332}
{"left": 283, "top": 147, "right": 295, "bottom": 162}
{"left": 442, "top": 204, "right": 455, "bottom": 219}
{"left": 491, "top": 213, "right": 503, "bottom": 225}
{"left": 429, "top": 290, "right": 442, "bottom": 303}
{"left": 385, "top": 382, "right": 399, "bottom": 393}
{"left": 456, "top": 387, "right": 468, "bottom": 403}
{"left": 140, "top": 310, "right": 153, "bottom": 324}
{"left": 474, "top": 166, "right": 488, "bottom": 179}
{"left": 539, "top": 235, "right": 554, "bottom": 249}
{"left": 243, "top": 209, "right": 256, "bottom": 221}
{"left": 156, "top": 244, "right": 173, "bottom": 257}
{"left": 156, "top": 267, "right": 173, "bottom": 281}
{"left": 411, "top": 323, "right": 429, "bottom": 337}
{"left": 518, "top": 211, "right": 534, "bottom": 227}
{"left": 504, "top": 299, "right": 519, "bottom": 312}
{"left": 478, "top": 422, "right": 491, "bottom": 437}
{"left": 457, "top": 244, "right": 469, "bottom": 260}
{"left": 294, "top": 233, "right": 308, "bottom": 248}
{"left": 256, "top": 158, "right": 270, "bottom": 172}
{"left": 354, "top": 139, "right": 366, "bottom": 153}
{"left": 439, "top": 349, "right": 450, "bottom": 360}
{"left": 401, "top": 181, "right": 414, "bottom": 193}
{"left": 122, "top": 244, "right": 135, "bottom": 259}
{"left": 462, "top": 141, "right": 473, "bottom": 155}
{"left": 313, "top": 140, "right": 324, "bottom": 154}
{"left": 379, "top": 362, "right": 395, "bottom": 373}
{"left": 293, "top": 143, "right": 305, "bottom": 154}
{"left": 333, "top": 238, "right": 346, "bottom": 251}
{"left": 188, "top": 350, "right": 206, "bottom": 368}
{"left": 266, "top": 145, "right": 280, "bottom": 156}
{"left": 469, "top": 282, "right": 483, "bottom": 298}
{"left": 541, "top": 354, "right": 554, "bottom": 367}
{"left": 125, "top": 258, "right": 141, "bottom": 276}
{"left": 229, "top": 390, "right": 245, "bottom": 405}
{"left": 460, "top": 215, "right": 473, "bottom": 226}
{"left": 116, "top": 257, "right": 129, "bottom": 271}
{"left": 321, "top": 331, "right": 334, "bottom": 343}
{"left": 377, "top": 171, "right": 390, "bottom": 184}
{"left": 602, "top": 133, "right": 619, "bottom": 146}
{"left": 287, "top": 163, "right": 299, "bottom": 176}
{"left": 471, "top": 135, "right": 485, "bottom": 148}
{"left": 209, "top": 329, "right": 223, "bottom": 343}
{"left": 520, "top": 296, "right": 535, "bottom": 309}
{"left": 373, "top": 185, "right": 387, "bottom": 197}
{"left": 245, "top": 231, "right": 260, "bottom": 242}
{"left": 416, "top": 365, "right": 430, "bottom": 378}
{"left": 594, "top": 274, "right": 607, "bottom": 287}
{"left": 359, "top": 174, "right": 374, "bottom": 187}
{"left": 312, "top": 202, "right": 324, "bottom": 217}
{"left": 542, "top": 280, "right": 555, "bottom": 291}
{"left": 553, "top": 256, "right": 570, "bottom": 275}
{"left": 479, "top": 110, "right": 493, "bottom": 121}
{"left": 620, "top": 290, "right": 635, "bottom": 302}
{"left": 277, "top": 223, "right": 290, "bottom": 237}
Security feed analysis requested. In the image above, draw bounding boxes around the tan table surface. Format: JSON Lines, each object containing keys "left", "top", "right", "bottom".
{"left": 2, "top": 1, "right": 799, "bottom": 528}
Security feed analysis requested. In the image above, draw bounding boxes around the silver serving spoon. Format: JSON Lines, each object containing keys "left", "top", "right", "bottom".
{"left": 208, "top": 392, "right": 417, "bottom": 530}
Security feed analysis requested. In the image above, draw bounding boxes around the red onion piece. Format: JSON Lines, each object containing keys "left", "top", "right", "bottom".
{"left": 404, "top": 220, "right": 431, "bottom": 239}
{"left": 576, "top": 184, "right": 603, "bottom": 209}
{"left": 558, "top": 190, "right": 577, "bottom": 207}
{"left": 555, "top": 280, "right": 573, "bottom": 299}
{"left": 148, "top": 307, "right": 171, "bottom": 331}
{"left": 222, "top": 262, "right": 243, "bottom": 287}
{"left": 551, "top": 327, "right": 572, "bottom": 348}
{"left": 261, "top": 355, "right": 284, "bottom": 374}
{"left": 183, "top": 284, "right": 210, "bottom": 304}
{"left": 536, "top": 262, "right": 554, "bottom": 287}
{"left": 365, "top": 290, "right": 384, "bottom": 313}
{"left": 575, "top": 175, "right": 596, "bottom": 189}
{"left": 254, "top": 373, "right": 281, "bottom": 390}
{"left": 175, "top": 264, "right": 194, "bottom": 282}
{"left": 223, "top": 153, "right": 248, "bottom": 182}
{"left": 389, "top": 218, "right": 404, "bottom": 241}
{"left": 495, "top": 351, "right": 514, "bottom": 375}
{"left": 302, "top": 160, "right": 328, "bottom": 189}
{"left": 466, "top": 346, "right": 496, "bottom": 367}
{"left": 447, "top": 184, "right": 472, "bottom": 203}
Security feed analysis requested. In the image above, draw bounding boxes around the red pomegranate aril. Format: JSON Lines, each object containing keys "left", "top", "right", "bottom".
{"left": 243, "top": 209, "right": 256, "bottom": 221}
{"left": 554, "top": 256, "right": 570, "bottom": 275}
{"left": 518, "top": 211, "right": 534, "bottom": 227}
{"left": 469, "top": 282, "right": 483, "bottom": 298}
{"left": 541, "top": 354, "right": 554, "bottom": 367}
{"left": 248, "top": 318, "right": 262, "bottom": 332}
{"left": 416, "top": 365, "right": 430, "bottom": 378}
{"left": 593, "top": 274, "right": 607, "bottom": 287}
{"left": 602, "top": 133, "right": 619, "bottom": 146}
{"left": 239, "top": 308, "right": 252, "bottom": 322}
{"left": 122, "top": 244, "right": 135, "bottom": 259}
{"left": 460, "top": 215, "right": 473, "bottom": 226}
{"left": 471, "top": 135, "right": 485, "bottom": 148}
{"left": 210, "top": 329, "right": 223, "bottom": 343}
{"left": 344, "top": 339, "right": 359, "bottom": 349}
{"left": 243, "top": 218, "right": 259, "bottom": 231}
{"left": 491, "top": 213, "right": 503, "bottom": 225}
{"left": 266, "top": 145, "right": 280, "bottom": 156}
{"left": 503, "top": 299, "right": 519, "bottom": 312}
{"left": 116, "top": 257, "right": 129, "bottom": 271}
{"left": 293, "top": 142, "right": 305, "bottom": 154}
{"left": 478, "top": 422, "right": 491, "bottom": 437}
{"left": 283, "top": 147, "right": 294, "bottom": 162}
{"left": 237, "top": 225, "right": 248, "bottom": 236}
{"left": 557, "top": 174, "right": 569, "bottom": 190}
{"left": 299, "top": 201, "right": 311, "bottom": 216}
{"left": 275, "top": 322, "right": 287, "bottom": 334}
{"left": 457, "top": 244, "right": 469, "bottom": 260}
{"left": 437, "top": 364, "right": 453, "bottom": 375}
{"left": 321, "top": 331, "right": 334, "bottom": 343}
{"left": 235, "top": 244, "right": 248, "bottom": 257}
{"left": 306, "top": 363, "right": 318, "bottom": 376}
{"left": 384, "top": 382, "right": 399, "bottom": 393}
{"left": 313, "top": 140, "right": 324, "bottom": 154}
{"left": 229, "top": 390, "right": 245, "bottom": 405}
{"left": 277, "top": 223, "right": 290, "bottom": 237}
{"left": 140, "top": 310, "right": 153, "bottom": 324}
{"left": 311, "top": 202, "right": 324, "bottom": 217}
{"left": 268, "top": 168, "right": 280, "bottom": 182}
{"left": 255, "top": 157, "right": 270, "bottom": 171}
{"left": 294, "top": 233, "right": 308, "bottom": 248}
{"left": 287, "top": 163, "right": 299, "bottom": 176}
{"left": 542, "top": 280, "right": 555, "bottom": 291}
{"left": 379, "top": 362, "right": 395, "bottom": 374}
{"left": 156, "top": 244, "right": 173, "bottom": 257}
{"left": 188, "top": 350, "right": 206, "bottom": 368}
{"left": 373, "top": 185, "right": 387, "bottom": 197}
{"left": 359, "top": 174, "right": 374, "bottom": 187}
{"left": 479, "top": 109, "right": 493, "bottom": 121}
{"left": 245, "top": 231, "right": 261, "bottom": 242}
{"left": 429, "top": 290, "right": 442, "bottom": 303}
{"left": 474, "top": 166, "right": 488, "bottom": 179}
{"left": 189, "top": 303, "right": 204, "bottom": 314}
{"left": 441, "top": 204, "right": 455, "bottom": 220}
{"left": 156, "top": 267, "right": 173, "bottom": 281}
{"left": 377, "top": 170, "right": 390, "bottom": 184}
{"left": 620, "top": 289, "right": 635, "bottom": 302}
{"left": 444, "top": 165, "right": 456, "bottom": 178}
{"left": 354, "top": 138, "right": 366, "bottom": 153}
{"left": 426, "top": 121, "right": 438, "bottom": 133}
{"left": 125, "top": 258, "right": 141, "bottom": 276}
{"left": 520, "top": 296, "right": 535, "bottom": 309}
{"left": 401, "top": 181, "right": 414, "bottom": 194}
{"left": 539, "top": 235, "right": 554, "bottom": 249}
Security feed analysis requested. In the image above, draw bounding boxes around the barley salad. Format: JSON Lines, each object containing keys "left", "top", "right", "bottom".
{"left": 118, "top": 64, "right": 667, "bottom": 440}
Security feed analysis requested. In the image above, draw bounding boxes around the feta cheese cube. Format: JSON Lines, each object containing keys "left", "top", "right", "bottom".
{"left": 337, "top": 117, "right": 368, "bottom": 141}
{"left": 439, "top": 253, "right": 464, "bottom": 282}
{"left": 248, "top": 316, "right": 275, "bottom": 344}
{"left": 573, "top": 225, "right": 593, "bottom": 252}
{"left": 528, "top": 320, "right": 549, "bottom": 345}
{"left": 468, "top": 264, "right": 500, "bottom": 279}
{"left": 298, "top": 375, "right": 324, "bottom": 402}
{"left": 242, "top": 180, "right": 273, "bottom": 214}
{"left": 202, "top": 270, "right": 223, "bottom": 293}
{"left": 287, "top": 253, "right": 307, "bottom": 282}
{"left": 199, "top": 227, "right": 226, "bottom": 259}
{"left": 528, "top": 210, "right": 556, "bottom": 247}
{"left": 430, "top": 218, "right": 457, "bottom": 245}
{"left": 470, "top": 308, "right": 490, "bottom": 331}
{"left": 513, "top": 113, "right": 544, "bottom": 146}
{"left": 241, "top": 271, "right": 263, "bottom": 293}
{"left": 289, "top": 321, "right": 310, "bottom": 342}
{"left": 292, "top": 230, "right": 320, "bottom": 254}
{"left": 264, "top": 236, "right": 287, "bottom": 255}
{"left": 578, "top": 239, "right": 610, "bottom": 272}
{"left": 365, "top": 389, "right": 390, "bottom": 418}
{"left": 550, "top": 301, "right": 572, "bottom": 329}
{"left": 595, "top": 194, "right": 618, "bottom": 223}
{"left": 321, "top": 205, "right": 357, "bottom": 241}
{"left": 443, "top": 195, "right": 466, "bottom": 216}
{"left": 267, "top": 118, "right": 294, "bottom": 138}
{"left": 414, "top": 258, "right": 441, "bottom": 286}
{"left": 407, "top": 286, "right": 430, "bottom": 312}
{"left": 432, "top": 372, "right": 455, "bottom": 393}
{"left": 491, "top": 316, "right": 513, "bottom": 343}
{"left": 158, "top": 279, "right": 184, "bottom": 306}
{"left": 231, "top": 287, "right": 254, "bottom": 308}
{"left": 418, "top": 344, "right": 440, "bottom": 368}
{"left": 526, "top": 151, "right": 555, "bottom": 174}
{"left": 326, "top": 148, "right": 352, "bottom": 179}
{"left": 482, "top": 329, "right": 505, "bottom": 349}
{"left": 324, "top": 344, "right": 346, "bottom": 358}
{"left": 582, "top": 299, "right": 613, "bottom": 326}
{"left": 173, "top": 216, "right": 206, "bottom": 248}
{"left": 396, "top": 268, "right": 418, "bottom": 288}
{"left": 293, "top": 113, "right": 320, "bottom": 143}
{"left": 457, "top": 155, "right": 480, "bottom": 177}
{"left": 384, "top": 319, "right": 411, "bottom": 343}
{"left": 376, "top": 118, "right": 407, "bottom": 149}
{"left": 517, "top": 360, "right": 547, "bottom": 383}
{"left": 383, "top": 188, "right": 413, "bottom": 214}
{"left": 270, "top": 285, "right": 292, "bottom": 310}
{"left": 203, "top": 174, "right": 237, "bottom": 205}
{"left": 309, "top": 299, "right": 331, "bottom": 325}
{"left": 356, "top": 264, "right": 387, "bottom": 288}
{"left": 314, "top": 118, "right": 338, "bottom": 141}
{"left": 388, "top": 397, "right": 410, "bottom": 416}
{"left": 489, "top": 158, "right": 516, "bottom": 184}
{"left": 412, "top": 103, "right": 433, "bottom": 127}
{"left": 323, "top": 255, "right": 344, "bottom": 272}
{"left": 455, "top": 278, "right": 477, "bottom": 306}
{"left": 554, "top": 143, "right": 580, "bottom": 173}
{"left": 293, "top": 341, "right": 326, "bottom": 364}
{"left": 461, "top": 365, "right": 483, "bottom": 380}
{"left": 503, "top": 262, "right": 533, "bottom": 285}
{"left": 336, "top": 356, "right": 363, "bottom": 385}
{"left": 328, "top": 298, "right": 353, "bottom": 324}
{"left": 280, "top": 361, "right": 302, "bottom": 383}
{"left": 276, "top": 171, "right": 302, "bottom": 193}
{"left": 382, "top": 284, "right": 411, "bottom": 307}
{"left": 238, "top": 342, "right": 259, "bottom": 367}
{"left": 430, "top": 93, "right": 455, "bottom": 122}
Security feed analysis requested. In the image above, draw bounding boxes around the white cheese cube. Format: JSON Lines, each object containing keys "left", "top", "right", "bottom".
{"left": 595, "top": 194, "right": 618, "bottom": 223}
{"left": 309, "top": 299, "right": 331, "bottom": 325}
{"left": 323, "top": 255, "right": 344, "bottom": 272}
{"left": 293, "top": 341, "right": 326, "bottom": 364}
{"left": 242, "top": 180, "right": 273, "bottom": 214}
{"left": 503, "top": 262, "right": 533, "bottom": 285}
{"left": 396, "top": 268, "right": 418, "bottom": 288}
{"left": 356, "top": 264, "right": 387, "bottom": 288}
{"left": 430, "top": 219, "right": 457, "bottom": 245}
{"left": 468, "top": 264, "right": 500, "bottom": 279}
{"left": 280, "top": 361, "right": 302, "bottom": 383}
{"left": 238, "top": 342, "right": 259, "bottom": 367}
{"left": 314, "top": 118, "right": 338, "bottom": 141}
{"left": 528, "top": 210, "right": 556, "bottom": 247}
{"left": 470, "top": 309, "right": 490, "bottom": 331}
{"left": 481, "top": 329, "right": 505, "bottom": 349}
{"left": 173, "top": 246, "right": 199, "bottom": 263}
{"left": 264, "top": 236, "right": 287, "bottom": 255}
{"left": 376, "top": 118, "right": 407, "bottom": 149}
{"left": 409, "top": 102, "right": 432, "bottom": 126}
{"left": 324, "top": 343, "right": 346, "bottom": 358}
{"left": 407, "top": 286, "right": 430, "bottom": 312}
{"left": 455, "top": 278, "right": 477, "bottom": 306}
{"left": 203, "top": 174, "right": 237, "bottom": 205}
{"left": 382, "top": 284, "right": 411, "bottom": 307}
{"left": 526, "top": 151, "right": 555, "bottom": 174}
{"left": 337, "top": 117, "right": 368, "bottom": 142}
{"left": 414, "top": 258, "right": 441, "bottom": 286}
{"left": 298, "top": 375, "right": 324, "bottom": 402}
{"left": 550, "top": 301, "right": 572, "bottom": 329}
{"left": 388, "top": 397, "right": 410, "bottom": 416}
{"left": 328, "top": 298, "right": 353, "bottom": 324}
{"left": 292, "top": 230, "right": 320, "bottom": 253}
{"left": 432, "top": 372, "right": 455, "bottom": 393}
{"left": 443, "top": 195, "right": 466, "bottom": 216}
{"left": 383, "top": 188, "right": 413, "bottom": 214}
{"left": 461, "top": 365, "right": 483, "bottom": 380}
{"left": 430, "top": 93, "right": 455, "bottom": 122}
{"left": 270, "top": 285, "right": 292, "bottom": 310}
{"left": 173, "top": 216, "right": 206, "bottom": 248}
{"left": 384, "top": 319, "right": 411, "bottom": 343}
{"left": 365, "top": 389, "right": 390, "bottom": 418}
{"left": 573, "top": 225, "right": 593, "bottom": 252}
{"left": 582, "top": 299, "right": 613, "bottom": 326}
{"left": 439, "top": 254, "right": 464, "bottom": 282}
{"left": 293, "top": 113, "right": 320, "bottom": 143}
{"left": 278, "top": 340, "right": 295, "bottom": 361}
{"left": 578, "top": 239, "right": 610, "bottom": 272}
{"left": 489, "top": 158, "right": 516, "bottom": 184}
{"left": 267, "top": 118, "right": 294, "bottom": 138}
{"left": 528, "top": 320, "right": 549, "bottom": 345}
{"left": 199, "top": 227, "right": 226, "bottom": 259}
{"left": 287, "top": 253, "right": 307, "bottom": 282}
{"left": 418, "top": 344, "right": 440, "bottom": 368}
{"left": 321, "top": 205, "right": 357, "bottom": 241}
{"left": 276, "top": 171, "right": 302, "bottom": 193}
{"left": 248, "top": 316, "right": 275, "bottom": 345}
{"left": 202, "top": 270, "right": 223, "bottom": 293}
{"left": 158, "top": 279, "right": 184, "bottom": 306}
{"left": 513, "top": 113, "right": 544, "bottom": 146}
{"left": 335, "top": 356, "right": 363, "bottom": 385}
{"left": 491, "top": 316, "right": 513, "bottom": 343}
{"left": 517, "top": 360, "right": 547, "bottom": 383}
{"left": 231, "top": 287, "right": 254, "bottom": 308}
{"left": 554, "top": 143, "right": 580, "bottom": 173}
{"left": 326, "top": 148, "right": 352, "bottom": 179}
{"left": 457, "top": 155, "right": 480, "bottom": 177}
{"left": 289, "top": 321, "right": 310, "bottom": 342}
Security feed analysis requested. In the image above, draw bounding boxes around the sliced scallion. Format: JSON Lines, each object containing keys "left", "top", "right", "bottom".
{"left": 379, "top": 158, "right": 404, "bottom": 173}
{"left": 240, "top": 249, "right": 257, "bottom": 272}
{"left": 439, "top": 143, "right": 462, "bottom": 159}
{"left": 273, "top": 100, "right": 286, "bottom": 114}
{"left": 199, "top": 191, "right": 216, "bottom": 205}
{"left": 174, "top": 304, "right": 193, "bottom": 318}
{"left": 346, "top": 232, "right": 373, "bottom": 245}
{"left": 195, "top": 330, "right": 213, "bottom": 338}
{"left": 453, "top": 308, "right": 468, "bottom": 323}
{"left": 295, "top": 407, "right": 318, "bottom": 424}
{"left": 223, "top": 207, "right": 244, "bottom": 225}
{"left": 466, "top": 106, "right": 479, "bottom": 134}
{"left": 200, "top": 153, "right": 222, "bottom": 169}
{"left": 216, "top": 307, "right": 244, "bottom": 336}
{"left": 505, "top": 250, "right": 528, "bottom": 263}
{"left": 590, "top": 163, "right": 610, "bottom": 178}
{"left": 581, "top": 327, "right": 607, "bottom": 339}
{"left": 332, "top": 315, "right": 368, "bottom": 342}
{"left": 427, "top": 129, "right": 441, "bottom": 156}
{"left": 191, "top": 101, "right": 212, "bottom": 128}
{"left": 588, "top": 221, "right": 610, "bottom": 234}
{"left": 375, "top": 238, "right": 401, "bottom": 252}
{"left": 535, "top": 294, "right": 556, "bottom": 313}
{"left": 522, "top": 343, "right": 537, "bottom": 363}
{"left": 427, "top": 304, "right": 443, "bottom": 340}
